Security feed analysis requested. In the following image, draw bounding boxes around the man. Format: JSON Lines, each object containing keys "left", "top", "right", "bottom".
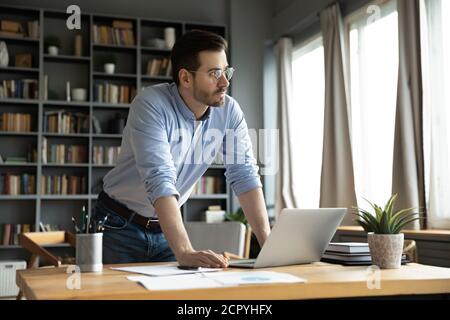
{"left": 94, "top": 30, "right": 270, "bottom": 268}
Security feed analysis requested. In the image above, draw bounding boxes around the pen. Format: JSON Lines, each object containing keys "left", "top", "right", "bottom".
{"left": 71, "top": 217, "right": 81, "bottom": 233}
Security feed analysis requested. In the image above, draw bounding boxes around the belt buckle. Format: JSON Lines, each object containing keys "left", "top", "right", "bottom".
{"left": 145, "top": 219, "right": 152, "bottom": 229}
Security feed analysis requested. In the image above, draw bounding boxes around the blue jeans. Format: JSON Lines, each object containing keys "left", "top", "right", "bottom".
{"left": 93, "top": 200, "right": 176, "bottom": 264}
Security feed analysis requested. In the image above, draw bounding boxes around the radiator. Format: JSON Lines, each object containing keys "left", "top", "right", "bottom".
{"left": 0, "top": 260, "right": 26, "bottom": 297}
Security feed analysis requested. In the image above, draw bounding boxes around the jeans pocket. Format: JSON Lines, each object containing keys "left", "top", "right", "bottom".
{"left": 95, "top": 202, "right": 128, "bottom": 230}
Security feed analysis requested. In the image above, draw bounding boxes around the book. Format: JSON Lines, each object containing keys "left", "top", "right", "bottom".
{"left": 321, "top": 254, "right": 408, "bottom": 266}
{"left": 326, "top": 242, "right": 370, "bottom": 254}
{"left": 322, "top": 252, "right": 372, "bottom": 262}
{"left": 1, "top": 20, "right": 22, "bottom": 33}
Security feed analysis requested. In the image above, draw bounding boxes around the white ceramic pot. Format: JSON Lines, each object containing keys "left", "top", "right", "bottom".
{"left": 71, "top": 88, "right": 87, "bottom": 102}
{"left": 48, "top": 46, "right": 59, "bottom": 56}
{"left": 164, "top": 27, "right": 176, "bottom": 49}
{"left": 104, "top": 63, "right": 115, "bottom": 74}
{"left": 368, "top": 232, "right": 404, "bottom": 269}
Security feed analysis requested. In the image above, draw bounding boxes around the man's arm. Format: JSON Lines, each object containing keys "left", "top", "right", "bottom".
{"left": 238, "top": 188, "right": 270, "bottom": 246}
{"left": 154, "top": 196, "right": 229, "bottom": 268}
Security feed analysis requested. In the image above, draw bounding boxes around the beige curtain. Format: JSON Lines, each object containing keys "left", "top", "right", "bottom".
{"left": 319, "top": 3, "right": 357, "bottom": 225}
{"left": 392, "top": 0, "right": 426, "bottom": 229}
{"left": 275, "top": 37, "right": 299, "bottom": 216}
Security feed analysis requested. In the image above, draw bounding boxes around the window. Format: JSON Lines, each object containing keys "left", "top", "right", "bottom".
{"left": 421, "top": 0, "right": 450, "bottom": 228}
{"left": 346, "top": 0, "right": 399, "bottom": 210}
{"left": 291, "top": 36, "right": 325, "bottom": 208}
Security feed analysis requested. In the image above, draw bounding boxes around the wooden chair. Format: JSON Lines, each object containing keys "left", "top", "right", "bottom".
{"left": 184, "top": 221, "right": 252, "bottom": 261}
{"left": 403, "top": 239, "right": 418, "bottom": 263}
{"left": 17, "top": 231, "right": 76, "bottom": 299}
{"left": 224, "top": 225, "right": 253, "bottom": 260}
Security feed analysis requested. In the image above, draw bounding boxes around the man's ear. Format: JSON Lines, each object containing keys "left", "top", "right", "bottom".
{"left": 178, "top": 69, "right": 192, "bottom": 88}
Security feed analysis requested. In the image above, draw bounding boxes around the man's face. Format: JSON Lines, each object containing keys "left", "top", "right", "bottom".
{"left": 191, "top": 50, "right": 230, "bottom": 107}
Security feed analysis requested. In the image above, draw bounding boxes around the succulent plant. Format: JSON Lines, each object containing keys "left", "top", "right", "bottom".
{"left": 352, "top": 194, "right": 421, "bottom": 234}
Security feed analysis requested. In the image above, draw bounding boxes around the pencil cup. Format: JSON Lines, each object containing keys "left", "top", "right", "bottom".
{"left": 76, "top": 233, "right": 103, "bottom": 272}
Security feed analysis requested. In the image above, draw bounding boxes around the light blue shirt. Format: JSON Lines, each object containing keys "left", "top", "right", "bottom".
{"left": 103, "top": 82, "right": 261, "bottom": 218}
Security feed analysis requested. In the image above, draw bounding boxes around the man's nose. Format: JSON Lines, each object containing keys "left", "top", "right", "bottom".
{"left": 218, "top": 73, "right": 229, "bottom": 87}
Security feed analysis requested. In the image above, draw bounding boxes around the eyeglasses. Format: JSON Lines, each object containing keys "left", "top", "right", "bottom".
{"left": 188, "top": 67, "right": 235, "bottom": 81}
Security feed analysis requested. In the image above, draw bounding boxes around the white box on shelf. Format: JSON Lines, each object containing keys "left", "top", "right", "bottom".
{"left": 0, "top": 260, "right": 26, "bottom": 297}
{"left": 204, "top": 210, "right": 226, "bottom": 223}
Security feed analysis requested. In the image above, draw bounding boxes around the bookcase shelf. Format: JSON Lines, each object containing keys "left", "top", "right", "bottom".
{"left": 42, "top": 133, "right": 90, "bottom": 138}
{"left": 0, "top": 99, "right": 38, "bottom": 104}
{"left": 92, "top": 134, "right": 122, "bottom": 139}
{"left": 92, "top": 102, "right": 130, "bottom": 108}
{"left": 93, "top": 44, "right": 137, "bottom": 51}
{"left": 44, "top": 54, "right": 91, "bottom": 62}
{"left": 0, "top": 163, "right": 37, "bottom": 167}
{"left": 0, "top": 131, "right": 38, "bottom": 136}
{"left": 0, "top": 36, "right": 39, "bottom": 44}
{"left": 93, "top": 72, "right": 137, "bottom": 79}
{"left": 0, "top": 4, "right": 229, "bottom": 260}
{"left": 0, "top": 66, "right": 39, "bottom": 73}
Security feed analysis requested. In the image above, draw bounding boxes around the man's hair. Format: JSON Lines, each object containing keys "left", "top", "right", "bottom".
{"left": 170, "top": 30, "right": 228, "bottom": 85}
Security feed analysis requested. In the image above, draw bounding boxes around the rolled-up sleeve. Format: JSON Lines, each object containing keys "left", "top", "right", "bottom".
{"left": 128, "top": 95, "right": 179, "bottom": 205}
{"left": 223, "top": 100, "right": 262, "bottom": 196}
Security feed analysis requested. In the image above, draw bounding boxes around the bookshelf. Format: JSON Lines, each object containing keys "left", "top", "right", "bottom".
{"left": 0, "top": 5, "right": 229, "bottom": 261}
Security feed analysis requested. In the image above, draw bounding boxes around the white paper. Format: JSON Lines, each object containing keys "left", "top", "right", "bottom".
{"left": 128, "top": 271, "right": 306, "bottom": 291}
{"left": 204, "top": 271, "right": 306, "bottom": 285}
{"left": 128, "top": 274, "right": 224, "bottom": 291}
{"left": 111, "top": 265, "right": 221, "bottom": 276}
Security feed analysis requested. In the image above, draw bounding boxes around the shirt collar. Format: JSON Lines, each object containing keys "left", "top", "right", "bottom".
{"left": 170, "top": 82, "right": 212, "bottom": 122}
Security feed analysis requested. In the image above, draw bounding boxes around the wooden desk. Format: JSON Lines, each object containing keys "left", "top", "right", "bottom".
{"left": 16, "top": 262, "right": 450, "bottom": 300}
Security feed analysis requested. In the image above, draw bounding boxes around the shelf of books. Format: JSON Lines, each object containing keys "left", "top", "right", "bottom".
{"left": 0, "top": 4, "right": 228, "bottom": 261}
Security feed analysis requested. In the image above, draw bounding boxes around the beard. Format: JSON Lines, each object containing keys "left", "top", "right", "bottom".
{"left": 193, "top": 84, "right": 227, "bottom": 107}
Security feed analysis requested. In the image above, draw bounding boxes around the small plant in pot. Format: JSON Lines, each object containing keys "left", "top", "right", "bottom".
{"left": 44, "top": 36, "right": 61, "bottom": 56}
{"left": 352, "top": 194, "right": 420, "bottom": 269}
{"left": 102, "top": 54, "right": 117, "bottom": 74}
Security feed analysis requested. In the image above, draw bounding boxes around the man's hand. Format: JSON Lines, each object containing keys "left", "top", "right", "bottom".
{"left": 154, "top": 195, "right": 229, "bottom": 268}
{"left": 177, "top": 249, "right": 229, "bottom": 268}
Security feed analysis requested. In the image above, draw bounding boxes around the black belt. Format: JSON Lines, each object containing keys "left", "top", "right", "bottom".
{"left": 98, "top": 191, "right": 162, "bottom": 233}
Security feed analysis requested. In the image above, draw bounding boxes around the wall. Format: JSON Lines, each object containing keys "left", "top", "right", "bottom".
{"left": 1, "top": 0, "right": 274, "bottom": 213}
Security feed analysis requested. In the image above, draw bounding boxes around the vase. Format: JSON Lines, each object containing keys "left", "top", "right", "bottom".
{"left": 367, "top": 233, "right": 404, "bottom": 269}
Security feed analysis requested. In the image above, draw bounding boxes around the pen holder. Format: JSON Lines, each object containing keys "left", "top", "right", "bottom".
{"left": 76, "top": 233, "right": 103, "bottom": 272}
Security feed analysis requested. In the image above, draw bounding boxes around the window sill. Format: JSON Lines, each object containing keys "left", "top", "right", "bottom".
{"left": 337, "top": 226, "right": 450, "bottom": 242}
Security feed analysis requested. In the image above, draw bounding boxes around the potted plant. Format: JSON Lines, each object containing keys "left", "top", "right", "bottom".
{"left": 44, "top": 36, "right": 61, "bottom": 56}
{"left": 102, "top": 54, "right": 117, "bottom": 74}
{"left": 353, "top": 194, "right": 420, "bottom": 269}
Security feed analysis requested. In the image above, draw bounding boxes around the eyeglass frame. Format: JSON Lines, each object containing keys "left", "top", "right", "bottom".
{"left": 186, "top": 67, "right": 235, "bottom": 81}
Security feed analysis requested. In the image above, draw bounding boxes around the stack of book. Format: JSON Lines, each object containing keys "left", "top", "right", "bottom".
{"left": 146, "top": 57, "right": 172, "bottom": 77}
{"left": 0, "top": 113, "right": 32, "bottom": 132}
{"left": 40, "top": 174, "right": 87, "bottom": 195}
{"left": 321, "top": 242, "right": 372, "bottom": 265}
{"left": 0, "top": 173, "right": 36, "bottom": 195}
{"left": 0, "top": 223, "right": 34, "bottom": 246}
{"left": 0, "top": 79, "right": 39, "bottom": 99}
{"left": 42, "top": 138, "right": 87, "bottom": 164}
{"left": 0, "top": 19, "right": 39, "bottom": 39}
{"left": 92, "top": 20, "right": 135, "bottom": 46}
{"left": 92, "top": 146, "right": 121, "bottom": 165}
{"left": 322, "top": 242, "right": 408, "bottom": 265}
{"left": 191, "top": 176, "right": 224, "bottom": 195}
{"left": 43, "top": 110, "right": 89, "bottom": 134}
{"left": 93, "top": 83, "right": 136, "bottom": 104}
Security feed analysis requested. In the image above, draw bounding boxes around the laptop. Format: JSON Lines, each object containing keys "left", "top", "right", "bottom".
{"left": 229, "top": 208, "right": 347, "bottom": 268}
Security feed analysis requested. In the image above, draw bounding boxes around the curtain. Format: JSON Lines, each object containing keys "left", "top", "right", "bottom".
{"left": 392, "top": 0, "right": 426, "bottom": 229}
{"left": 275, "top": 37, "right": 299, "bottom": 216}
{"left": 421, "top": 0, "right": 450, "bottom": 228}
{"left": 319, "top": 3, "right": 357, "bottom": 225}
